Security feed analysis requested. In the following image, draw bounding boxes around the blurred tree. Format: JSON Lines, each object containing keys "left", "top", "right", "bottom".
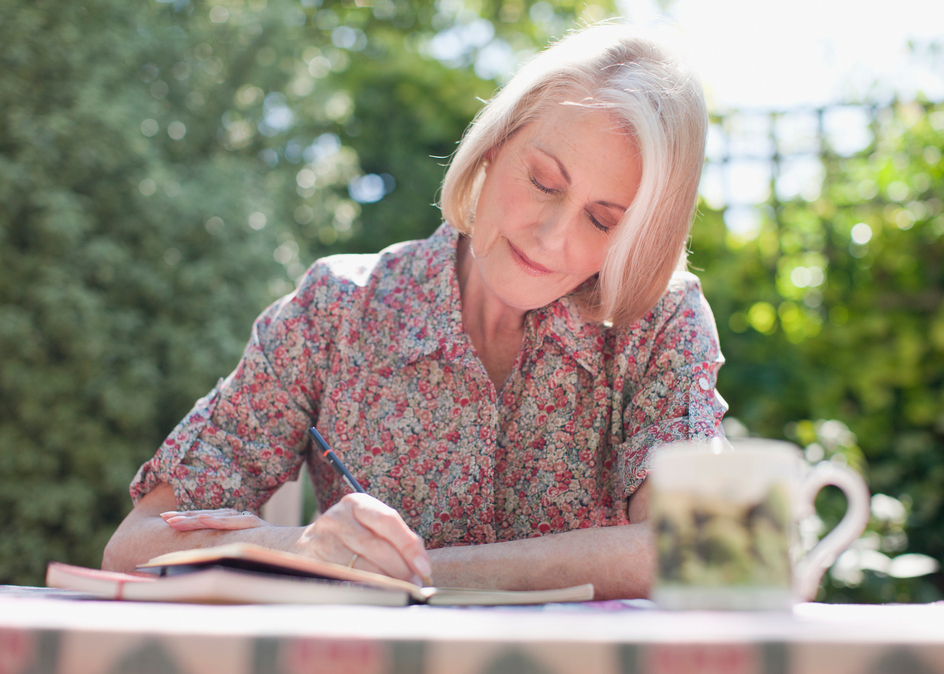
{"left": 690, "top": 102, "right": 944, "bottom": 602}
{"left": 0, "top": 0, "right": 287, "bottom": 582}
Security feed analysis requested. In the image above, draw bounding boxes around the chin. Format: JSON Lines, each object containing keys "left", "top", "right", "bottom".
{"left": 497, "top": 284, "right": 560, "bottom": 312}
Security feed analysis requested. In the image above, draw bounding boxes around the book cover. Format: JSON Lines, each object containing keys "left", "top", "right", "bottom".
{"left": 46, "top": 561, "right": 409, "bottom": 605}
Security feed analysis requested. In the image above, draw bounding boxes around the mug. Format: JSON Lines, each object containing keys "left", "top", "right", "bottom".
{"left": 649, "top": 438, "right": 871, "bottom": 610}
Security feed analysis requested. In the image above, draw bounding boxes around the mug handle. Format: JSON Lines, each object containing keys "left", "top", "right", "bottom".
{"left": 794, "top": 461, "right": 872, "bottom": 602}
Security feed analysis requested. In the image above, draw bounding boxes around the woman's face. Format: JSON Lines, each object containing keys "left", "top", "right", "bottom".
{"left": 470, "top": 103, "right": 642, "bottom": 313}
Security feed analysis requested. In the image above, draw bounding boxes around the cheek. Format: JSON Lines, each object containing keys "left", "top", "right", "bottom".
{"left": 570, "top": 235, "right": 608, "bottom": 276}
{"left": 471, "top": 202, "right": 501, "bottom": 258}
{"left": 488, "top": 169, "right": 536, "bottom": 219}
{"left": 474, "top": 174, "right": 525, "bottom": 243}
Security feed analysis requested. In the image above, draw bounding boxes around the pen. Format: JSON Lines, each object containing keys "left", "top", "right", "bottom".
{"left": 307, "top": 426, "right": 367, "bottom": 494}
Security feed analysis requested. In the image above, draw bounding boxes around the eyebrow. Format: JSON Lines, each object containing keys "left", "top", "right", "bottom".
{"left": 534, "top": 146, "right": 629, "bottom": 213}
{"left": 536, "top": 146, "right": 572, "bottom": 185}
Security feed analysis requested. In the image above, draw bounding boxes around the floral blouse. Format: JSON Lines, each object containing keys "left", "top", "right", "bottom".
{"left": 131, "top": 223, "right": 727, "bottom": 548}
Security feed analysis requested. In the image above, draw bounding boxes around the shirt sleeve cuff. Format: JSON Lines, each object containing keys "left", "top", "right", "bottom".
{"left": 129, "top": 380, "right": 223, "bottom": 507}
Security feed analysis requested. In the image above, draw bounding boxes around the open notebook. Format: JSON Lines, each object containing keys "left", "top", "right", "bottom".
{"left": 46, "top": 543, "right": 594, "bottom": 606}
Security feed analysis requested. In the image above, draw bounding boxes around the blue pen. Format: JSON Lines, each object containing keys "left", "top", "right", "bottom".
{"left": 307, "top": 426, "right": 366, "bottom": 494}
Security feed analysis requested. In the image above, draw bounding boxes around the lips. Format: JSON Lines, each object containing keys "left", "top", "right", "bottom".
{"left": 507, "top": 240, "right": 552, "bottom": 276}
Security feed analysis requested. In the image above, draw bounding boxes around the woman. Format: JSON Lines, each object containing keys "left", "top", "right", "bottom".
{"left": 103, "top": 23, "right": 727, "bottom": 599}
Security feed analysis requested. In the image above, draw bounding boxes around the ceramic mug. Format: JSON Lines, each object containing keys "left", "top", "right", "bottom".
{"left": 649, "top": 438, "right": 871, "bottom": 610}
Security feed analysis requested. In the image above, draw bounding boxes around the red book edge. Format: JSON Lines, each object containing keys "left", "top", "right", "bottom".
{"left": 46, "top": 562, "right": 158, "bottom": 599}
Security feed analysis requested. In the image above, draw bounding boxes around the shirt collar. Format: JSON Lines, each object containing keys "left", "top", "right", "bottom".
{"left": 398, "top": 223, "right": 606, "bottom": 376}
{"left": 396, "top": 224, "right": 468, "bottom": 366}
{"left": 530, "top": 296, "right": 606, "bottom": 377}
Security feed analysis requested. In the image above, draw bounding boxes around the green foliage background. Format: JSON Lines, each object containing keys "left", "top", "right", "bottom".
{"left": 1, "top": 0, "right": 942, "bottom": 602}
{"left": 691, "top": 104, "right": 944, "bottom": 602}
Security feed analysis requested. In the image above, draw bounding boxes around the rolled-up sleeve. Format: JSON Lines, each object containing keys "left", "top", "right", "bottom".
{"left": 617, "top": 274, "right": 728, "bottom": 498}
{"left": 131, "top": 272, "right": 332, "bottom": 510}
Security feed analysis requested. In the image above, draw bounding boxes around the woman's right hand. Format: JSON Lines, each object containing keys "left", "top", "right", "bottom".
{"left": 296, "top": 493, "right": 433, "bottom": 586}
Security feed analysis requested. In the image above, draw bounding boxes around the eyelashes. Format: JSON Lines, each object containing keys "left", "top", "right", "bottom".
{"left": 529, "top": 176, "right": 611, "bottom": 234}
{"left": 586, "top": 213, "right": 611, "bottom": 234}
{"left": 529, "top": 176, "right": 554, "bottom": 194}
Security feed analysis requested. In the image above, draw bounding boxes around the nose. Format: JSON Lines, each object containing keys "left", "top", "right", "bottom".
{"left": 533, "top": 204, "right": 577, "bottom": 252}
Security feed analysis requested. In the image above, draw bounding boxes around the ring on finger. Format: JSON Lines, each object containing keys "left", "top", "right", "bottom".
{"left": 348, "top": 553, "right": 359, "bottom": 568}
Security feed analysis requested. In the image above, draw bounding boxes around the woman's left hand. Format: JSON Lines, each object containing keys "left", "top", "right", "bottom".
{"left": 160, "top": 508, "right": 266, "bottom": 531}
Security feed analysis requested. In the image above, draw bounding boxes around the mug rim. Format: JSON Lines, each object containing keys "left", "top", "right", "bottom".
{"left": 653, "top": 438, "right": 803, "bottom": 456}
{"left": 649, "top": 440, "right": 805, "bottom": 481}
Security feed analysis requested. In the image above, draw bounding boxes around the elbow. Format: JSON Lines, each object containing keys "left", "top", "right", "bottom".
{"left": 102, "top": 482, "right": 179, "bottom": 572}
{"left": 101, "top": 530, "right": 124, "bottom": 572}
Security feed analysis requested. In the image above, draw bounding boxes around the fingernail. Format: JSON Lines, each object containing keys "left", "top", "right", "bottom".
{"left": 411, "top": 574, "right": 423, "bottom": 586}
{"left": 414, "top": 555, "right": 432, "bottom": 579}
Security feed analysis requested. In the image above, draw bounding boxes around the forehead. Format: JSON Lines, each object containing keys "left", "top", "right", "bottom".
{"left": 516, "top": 102, "right": 634, "bottom": 147}
{"left": 520, "top": 103, "right": 637, "bottom": 160}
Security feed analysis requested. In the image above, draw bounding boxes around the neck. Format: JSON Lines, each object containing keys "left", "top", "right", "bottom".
{"left": 455, "top": 236, "right": 526, "bottom": 387}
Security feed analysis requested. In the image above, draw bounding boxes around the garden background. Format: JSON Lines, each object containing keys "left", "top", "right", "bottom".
{"left": 1, "top": 0, "right": 942, "bottom": 603}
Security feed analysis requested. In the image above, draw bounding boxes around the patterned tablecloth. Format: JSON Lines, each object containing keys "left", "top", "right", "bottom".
{"left": 1, "top": 587, "right": 943, "bottom": 674}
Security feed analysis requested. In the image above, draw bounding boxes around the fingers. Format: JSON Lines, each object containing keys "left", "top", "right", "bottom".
{"left": 300, "top": 494, "right": 432, "bottom": 586}
{"left": 348, "top": 496, "right": 432, "bottom": 585}
{"left": 160, "top": 509, "right": 266, "bottom": 532}
{"left": 162, "top": 508, "right": 246, "bottom": 517}
{"left": 345, "top": 529, "right": 426, "bottom": 586}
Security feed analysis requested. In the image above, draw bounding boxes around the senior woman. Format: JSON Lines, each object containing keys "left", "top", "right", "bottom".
{"left": 103, "top": 23, "right": 727, "bottom": 600}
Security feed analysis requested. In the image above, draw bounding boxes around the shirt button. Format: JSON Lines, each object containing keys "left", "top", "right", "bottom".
{"left": 698, "top": 376, "right": 710, "bottom": 391}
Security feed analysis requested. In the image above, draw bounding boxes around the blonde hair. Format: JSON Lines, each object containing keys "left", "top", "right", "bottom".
{"left": 439, "top": 24, "right": 708, "bottom": 327}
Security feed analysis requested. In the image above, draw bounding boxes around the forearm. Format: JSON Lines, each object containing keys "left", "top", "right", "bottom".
{"left": 428, "top": 522, "right": 655, "bottom": 600}
{"left": 102, "top": 512, "right": 302, "bottom": 574}
{"left": 102, "top": 483, "right": 302, "bottom": 573}
{"left": 103, "top": 483, "right": 431, "bottom": 584}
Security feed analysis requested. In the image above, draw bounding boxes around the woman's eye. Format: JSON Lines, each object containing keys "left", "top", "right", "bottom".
{"left": 587, "top": 212, "right": 611, "bottom": 234}
{"left": 529, "top": 176, "right": 554, "bottom": 194}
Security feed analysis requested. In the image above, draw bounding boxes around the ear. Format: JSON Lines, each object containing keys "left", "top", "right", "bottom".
{"left": 483, "top": 146, "right": 496, "bottom": 163}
